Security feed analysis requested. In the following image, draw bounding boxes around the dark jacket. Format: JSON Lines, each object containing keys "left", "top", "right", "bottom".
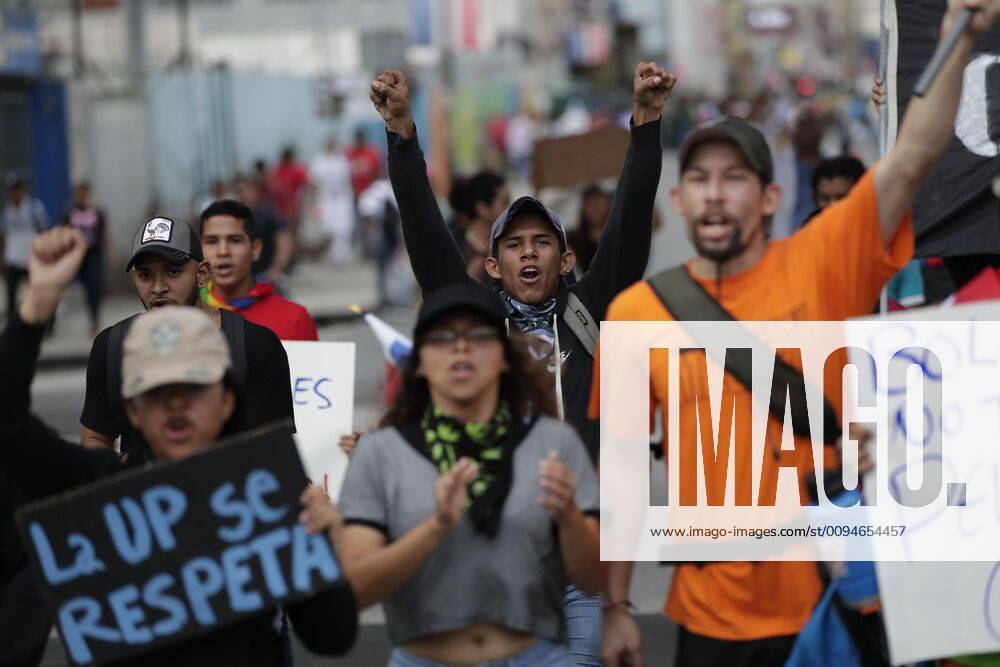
{"left": 81, "top": 310, "right": 296, "bottom": 461}
{"left": 0, "top": 468, "right": 49, "bottom": 666}
{"left": 387, "top": 118, "right": 662, "bottom": 460}
{"left": 0, "top": 314, "right": 358, "bottom": 665}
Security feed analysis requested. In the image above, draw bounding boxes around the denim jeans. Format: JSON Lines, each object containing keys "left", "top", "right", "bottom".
{"left": 563, "top": 585, "right": 603, "bottom": 666}
{"left": 388, "top": 640, "right": 575, "bottom": 666}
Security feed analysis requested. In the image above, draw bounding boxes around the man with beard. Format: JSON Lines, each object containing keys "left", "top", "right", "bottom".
{"left": 595, "top": 2, "right": 1000, "bottom": 666}
{"left": 370, "top": 62, "right": 675, "bottom": 666}
{"left": 79, "top": 216, "right": 294, "bottom": 457}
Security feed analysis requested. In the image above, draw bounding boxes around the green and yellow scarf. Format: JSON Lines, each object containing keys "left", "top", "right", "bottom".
{"left": 420, "top": 401, "right": 515, "bottom": 537}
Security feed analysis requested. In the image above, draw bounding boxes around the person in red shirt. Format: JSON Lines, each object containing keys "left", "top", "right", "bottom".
{"left": 345, "top": 129, "right": 382, "bottom": 202}
{"left": 200, "top": 199, "right": 318, "bottom": 341}
{"left": 270, "top": 146, "right": 310, "bottom": 236}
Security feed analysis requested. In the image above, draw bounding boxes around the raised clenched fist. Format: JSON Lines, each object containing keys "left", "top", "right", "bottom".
{"left": 370, "top": 69, "right": 414, "bottom": 139}
{"left": 633, "top": 61, "right": 677, "bottom": 125}
{"left": 19, "top": 227, "right": 89, "bottom": 325}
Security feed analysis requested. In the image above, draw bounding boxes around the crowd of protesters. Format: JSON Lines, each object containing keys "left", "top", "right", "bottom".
{"left": 0, "top": 1, "right": 999, "bottom": 665}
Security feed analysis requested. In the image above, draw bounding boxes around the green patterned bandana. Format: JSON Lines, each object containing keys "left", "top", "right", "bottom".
{"left": 420, "top": 401, "right": 514, "bottom": 536}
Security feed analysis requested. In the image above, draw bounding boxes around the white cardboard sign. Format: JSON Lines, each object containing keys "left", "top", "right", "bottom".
{"left": 848, "top": 303, "right": 1000, "bottom": 664}
{"left": 282, "top": 341, "right": 356, "bottom": 499}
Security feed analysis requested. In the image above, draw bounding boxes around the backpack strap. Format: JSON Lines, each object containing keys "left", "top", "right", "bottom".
{"left": 106, "top": 315, "right": 139, "bottom": 420}
{"left": 647, "top": 267, "right": 842, "bottom": 444}
{"left": 563, "top": 291, "right": 599, "bottom": 357}
{"left": 219, "top": 309, "right": 249, "bottom": 393}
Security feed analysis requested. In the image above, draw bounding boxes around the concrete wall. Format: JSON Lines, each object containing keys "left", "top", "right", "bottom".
{"left": 66, "top": 81, "right": 152, "bottom": 263}
{"left": 146, "top": 68, "right": 385, "bottom": 218}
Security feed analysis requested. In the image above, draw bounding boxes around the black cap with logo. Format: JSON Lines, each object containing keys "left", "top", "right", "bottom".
{"left": 679, "top": 116, "right": 774, "bottom": 185}
{"left": 125, "top": 217, "right": 203, "bottom": 272}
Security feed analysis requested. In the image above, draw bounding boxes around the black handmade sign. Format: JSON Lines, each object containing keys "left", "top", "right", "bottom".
{"left": 15, "top": 423, "right": 341, "bottom": 665}
{"left": 885, "top": 0, "right": 1000, "bottom": 258}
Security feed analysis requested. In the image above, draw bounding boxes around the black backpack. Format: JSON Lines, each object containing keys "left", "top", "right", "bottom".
{"left": 563, "top": 292, "right": 599, "bottom": 358}
{"left": 105, "top": 309, "right": 250, "bottom": 449}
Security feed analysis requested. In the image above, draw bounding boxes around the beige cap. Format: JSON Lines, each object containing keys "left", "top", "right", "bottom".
{"left": 121, "top": 306, "right": 230, "bottom": 400}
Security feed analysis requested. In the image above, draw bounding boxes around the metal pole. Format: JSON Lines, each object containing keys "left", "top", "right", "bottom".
{"left": 72, "top": 0, "right": 84, "bottom": 77}
{"left": 177, "top": 0, "right": 191, "bottom": 68}
{"left": 879, "top": 0, "right": 889, "bottom": 314}
{"left": 126, "top": 0, "right": 146, "bottom": 94}
{"left": 913, "top": 8, "right": 974, "bottom": 97}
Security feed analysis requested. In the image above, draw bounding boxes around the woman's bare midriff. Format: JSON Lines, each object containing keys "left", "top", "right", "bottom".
{"left": 401, "top": 622, "right": 538, "bottom": 665}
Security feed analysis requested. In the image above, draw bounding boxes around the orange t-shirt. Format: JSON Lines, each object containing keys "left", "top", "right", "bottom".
{"left": 589, "top": 170, "right": 914, "bottom": 641}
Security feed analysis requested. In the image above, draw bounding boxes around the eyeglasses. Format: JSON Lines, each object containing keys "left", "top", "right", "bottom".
{"left": 422, "top": 326, "right": 501, "bottom": 347}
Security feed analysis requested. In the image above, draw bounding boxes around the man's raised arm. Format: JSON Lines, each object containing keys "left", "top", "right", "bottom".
{"left": 874, "top": 0, "right": 1000, "bottom": 242}
{"left": 369, "top": 70, "right": 470, "bottom": 294}
{"left": 580, "top": 62, "right": 674, "bottom": 315}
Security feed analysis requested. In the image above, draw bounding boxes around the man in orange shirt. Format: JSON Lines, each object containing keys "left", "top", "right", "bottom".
{"left": 596, "top": 3, "right": 1000, "bottom": 665}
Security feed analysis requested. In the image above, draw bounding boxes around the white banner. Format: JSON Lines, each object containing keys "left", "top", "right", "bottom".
{"left": 851, "top": 303, "right": 1000, "bottom": 664}
{"left": 282, "top": 341, "right": 356, "bottom": 499}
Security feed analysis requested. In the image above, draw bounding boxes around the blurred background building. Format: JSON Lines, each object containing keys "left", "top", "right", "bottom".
{"left": 2, "top": 0, "right": 882, "bottom": 258}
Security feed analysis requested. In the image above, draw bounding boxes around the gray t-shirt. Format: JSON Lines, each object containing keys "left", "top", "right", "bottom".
{"left": 339, "top": 416, "right": 599, "bottom": 645}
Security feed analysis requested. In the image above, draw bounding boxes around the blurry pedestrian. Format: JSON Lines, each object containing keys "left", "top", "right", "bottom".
{"left": 1, "top": 227, "right": 358, "bottom": 664}
{"left": 79, "top": 217, "right": 295, "bottom": 458}
{"left": 234, "top": 174, "right": 293, "bottom": 283}
{"left": 60, "top": 180, "right": 113, "bottom": 335}
{"left": 309, "top": 138, "right": 357, "bottom": 264}
{"left": 452, "top": 171, "right": 509, "bottom": 283}
{"left": 790, "top": 106, "right": 825, "bottom": 230}
{"left": 811, "top": 157, "right": 867, "bottom": 212}
{"left": 271, "top": 146, "right": 309, "bottom": 238}
{"left": 253, "top": 158, "right": 278, "bottom": 209}
{"left": 346, "top": 128, "right": 382, "bottom": 202}
{"left": 566, "top": 185, "right": 613, "bottom": 275}
{"left": 339, "top": 282, "right": 602, "bottom": 667}
{"left": 358, "top": 176, "right": 403, "bottom": 308}
{"left": 506, "top": 110, "right": 537, "bottom": 179}
{"left": 200, "top": 199, "right": 317, "bottom": 341}
{"left": 597, "top": 4, "right": 998, "bottom": 665}
{"left": 1, "top": 173, "right": 48, "bottom": 323}
{"left": 198, "top": 178, "right": 232, "bottom": 216}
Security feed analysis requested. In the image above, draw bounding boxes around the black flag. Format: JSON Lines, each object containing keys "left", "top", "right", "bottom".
{"left": 885, "top": 0, "right": 1000, "bottom": 258}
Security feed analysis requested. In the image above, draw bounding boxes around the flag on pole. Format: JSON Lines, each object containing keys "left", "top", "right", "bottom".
{"left": 883, "top": 0, "right": 1000, "bottom": 258}
{"left": 353, "top": 305, "right": 412, "bottom": 406}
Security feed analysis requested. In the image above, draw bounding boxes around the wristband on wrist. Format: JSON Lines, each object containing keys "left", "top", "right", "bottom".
{"left": 602, "top": 597, "right": 636, "bottom": 613}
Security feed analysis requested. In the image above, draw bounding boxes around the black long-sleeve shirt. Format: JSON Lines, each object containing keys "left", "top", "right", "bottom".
{"left": 0, "top": 313, "right": 358, "bottom": 665}
{"left": 387, "top": 118, "right": 663, "bottom": 459}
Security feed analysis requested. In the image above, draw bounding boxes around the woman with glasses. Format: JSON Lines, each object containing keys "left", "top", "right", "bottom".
{"left": 338, "top": 282, "right": 604, "bottom": 667}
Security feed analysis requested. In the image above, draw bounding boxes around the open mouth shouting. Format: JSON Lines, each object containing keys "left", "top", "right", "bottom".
{"left": 163, "top": 416, "right": 194, "bottom": 443}
{"left": 448, "top": 360, "right": 475, "bottom": 381}
{"left": 519, "top": 265, "right": 542, "bottom": 286}
{"left": 697, "top": 214, "right": 737, "bottom": 243}
{"left": 214, "top": 262, "right": 235, "bottom": 280}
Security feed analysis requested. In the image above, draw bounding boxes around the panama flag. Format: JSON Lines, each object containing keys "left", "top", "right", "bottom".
{"left": 354, "top": 306, "right": 413, "bottom": 406}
